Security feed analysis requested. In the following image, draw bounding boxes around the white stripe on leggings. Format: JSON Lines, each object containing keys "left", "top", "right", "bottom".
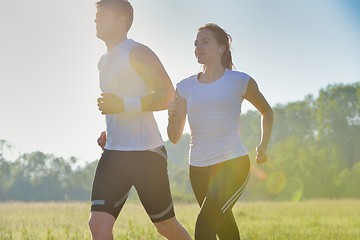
{"left": 221, "top": 172, "right": 250, "bottom": 213}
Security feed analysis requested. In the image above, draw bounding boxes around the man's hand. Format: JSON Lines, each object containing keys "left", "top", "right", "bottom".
{"left": 97, "top": 131, "right": 107, "bottom": 149}
{"left": 97, "top": 93, "right": 124, "bottom": 114}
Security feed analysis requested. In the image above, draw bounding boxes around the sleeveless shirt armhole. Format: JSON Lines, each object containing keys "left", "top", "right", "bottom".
{"left": 126, "top": 39, "right": 140, "bottom": 75}
{"left": 98, "top": 55, "right": 105, "bottom": 71}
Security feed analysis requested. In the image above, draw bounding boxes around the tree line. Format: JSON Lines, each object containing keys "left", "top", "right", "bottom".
{"left": 0, "top": 82, "right": 359, "bottom": 202}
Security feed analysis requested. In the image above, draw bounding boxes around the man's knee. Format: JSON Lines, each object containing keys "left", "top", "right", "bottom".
{"left": 154, "top": 217, "right": 179, "bottom": 238}
{"left": 88, "top": 216, "right": 101, "bottom": 234}
{"left": 89, "top": 212, "right": 115, "bottom": 238}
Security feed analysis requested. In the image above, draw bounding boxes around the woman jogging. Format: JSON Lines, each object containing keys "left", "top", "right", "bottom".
{"left": 167, "top": 23, "right": 274, "bottom": 240}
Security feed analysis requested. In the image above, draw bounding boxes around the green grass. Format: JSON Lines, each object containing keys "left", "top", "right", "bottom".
{"left": 0, "top": 200, "right": 359, "bottom": 239}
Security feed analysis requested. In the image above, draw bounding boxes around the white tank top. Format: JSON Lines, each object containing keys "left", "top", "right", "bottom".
{"left": 98, "top": 39, "right": 163, "bottom": 151}
{"left": 177, "top": 69, "right": 250, "bottom": 167}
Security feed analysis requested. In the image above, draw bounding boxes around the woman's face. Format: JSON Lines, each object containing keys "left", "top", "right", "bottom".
{"left": 194, "top": 29, "right": 223, "bottom": 66}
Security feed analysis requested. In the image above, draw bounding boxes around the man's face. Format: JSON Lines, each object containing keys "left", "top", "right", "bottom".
{"left": 95, "top": 7, "right": 119, "bottom": 41}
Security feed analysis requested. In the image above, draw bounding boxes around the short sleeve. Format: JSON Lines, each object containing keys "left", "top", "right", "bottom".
{"left": 238, "top": 72, "right": 250, "bottom": 97}
{"left": 176, "top": 75, "right": 196, "bottom": 100}
{"left": 176, "top": 82, "right": 186, "bottom": 99}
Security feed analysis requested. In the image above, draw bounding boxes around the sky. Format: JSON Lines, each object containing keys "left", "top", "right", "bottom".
{"left": 0, "top": 0, "right": 359, "bottom": 163}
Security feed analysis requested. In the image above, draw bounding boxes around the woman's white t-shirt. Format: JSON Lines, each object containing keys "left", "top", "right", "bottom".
{"left": 177, "top": 69, "right": 250, "bottom": 167}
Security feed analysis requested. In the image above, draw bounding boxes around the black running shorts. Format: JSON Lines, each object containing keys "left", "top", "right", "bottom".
{"left": 90, "top": 146, "right": 175, "bottom": 222}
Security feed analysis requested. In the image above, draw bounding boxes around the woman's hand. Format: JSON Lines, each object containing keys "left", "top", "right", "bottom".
{"left": 256, "top": 144, "right": 268, "bottom": 164}
{"left": 168, "top": 95, "right": 184, "bottom": 118}
{"left": 167, "top": 92, "right": 186, "bottom": 144}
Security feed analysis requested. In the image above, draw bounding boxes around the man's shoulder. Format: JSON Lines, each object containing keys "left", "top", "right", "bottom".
{"left": 129, "top": 42, "right": 160, "bottom": 68}
{"left": 129, "top": 40, "right": 154, "bottom": 57}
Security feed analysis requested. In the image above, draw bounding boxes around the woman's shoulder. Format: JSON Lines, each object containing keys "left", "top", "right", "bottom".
{"left": 177, "top": 74, "right": 197, "bottom": 87}
{"left": 176, "top": 74, "right": 198, "bottom": 97}
{"left": 226, "top": 69, "right": 251, "bottom": 81}
{"left": 181, "top": 74, "right": 198, "bottom": 82}
{"left": 225, "top": 70, "right": 251, "bottom": 94}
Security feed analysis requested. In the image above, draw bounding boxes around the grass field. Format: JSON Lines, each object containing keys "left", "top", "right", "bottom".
{"left": 0, "top": 200, "right": 359, "bottom": 240}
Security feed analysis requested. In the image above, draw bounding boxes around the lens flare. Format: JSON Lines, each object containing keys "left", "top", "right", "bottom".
{"left": 251, "top": 167, "right": 267, "bottom": 180}
{"left": 266, "top": 171, "right": 287, "bottom": 194}
{"left": 286, "top": 177, "right": 304, "bottom": 201}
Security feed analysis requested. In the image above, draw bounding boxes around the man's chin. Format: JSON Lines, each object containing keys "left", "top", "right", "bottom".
{"left": 96, "top": 32, "right": 105, "bottom": 41}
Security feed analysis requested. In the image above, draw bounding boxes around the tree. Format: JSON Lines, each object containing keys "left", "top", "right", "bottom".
{"left": 1, "top": 83, "right": 360, "bottom": 201}
{"left": 316, "top": 83, "right": 360, "bottom": 168}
